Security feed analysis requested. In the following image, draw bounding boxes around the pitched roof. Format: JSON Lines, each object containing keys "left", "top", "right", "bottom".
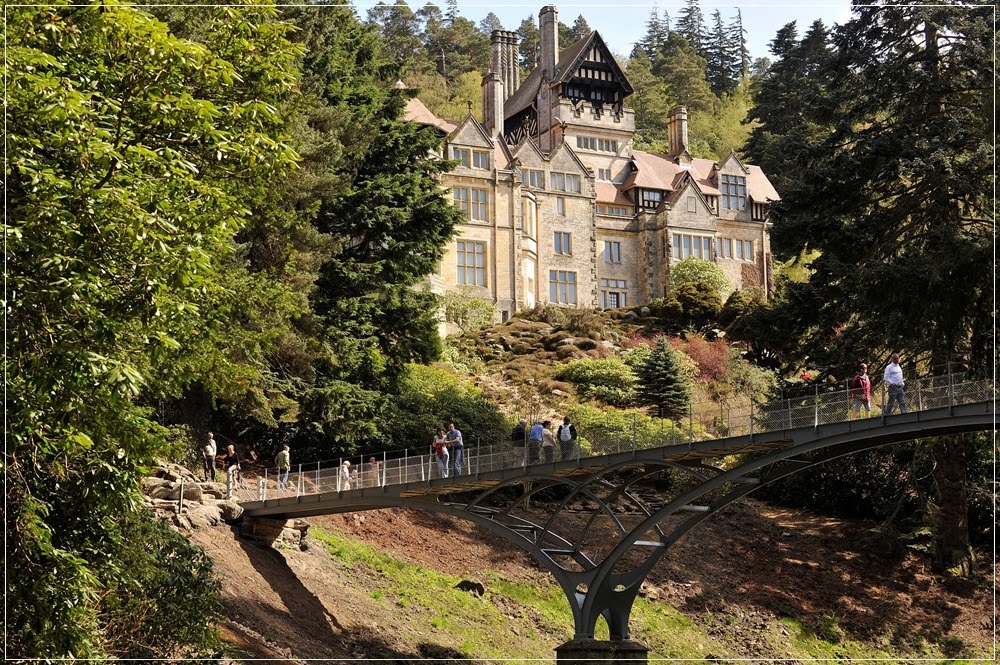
{"left": 403, "top": 96, "right": 457, "bottom": 134}
{"left": 622, "top": 151, "right": 680, "bottom": 191}
{"left": 504, "top": 30, "right": 633, "bottom": 120}
{"left": 747, "top": 165, "right": 780, "bottom": 202}
{"left": 595, "top": 181, "right": 631, "bottom": 205}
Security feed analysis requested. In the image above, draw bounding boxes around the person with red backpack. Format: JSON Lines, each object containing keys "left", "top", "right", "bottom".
{"left": 849, "top": 363, "right": 872, "bottom": 418}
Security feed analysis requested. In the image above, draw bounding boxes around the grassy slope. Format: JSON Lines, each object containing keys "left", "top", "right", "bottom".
{"left": 310, "top": 527, "right": 985, "bottom": 662}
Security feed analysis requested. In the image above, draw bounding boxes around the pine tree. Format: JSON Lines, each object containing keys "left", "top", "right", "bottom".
{"left": 728, "top": 9, "right": 750, "bottom": 80}
{"left": 675, "top": 0, "right": 705, "bottom": 56}
{"left": 705, "top": 10, "right": 735, "bottom": 94}
{"left": 366, "top": 0, "right": 423, "bottom": 68}
{"left": 639, "top": 339, "right": 692, "bottom": 419}
{"left": 479, "top": 11, "right": 504, "bottom": 35}
{"left": 570, "top": 14, "right": 592, "bottom": 40}
{"left": 636, "top": 7, "right": 665, "bottom": 58}
{"left": 656, "top": 31, "right": 715, "bottom": 117}
{"left": 517, "top": 15, "right": 540, "bottom": 69}
{"left": 625, "top": 50, "right": 670, "bottom": 152}
{"left": 744, "top": 20, "right": 835, "bottom": 196}
{"left": 768, "top": 4, "right": 993, "bottom": 574}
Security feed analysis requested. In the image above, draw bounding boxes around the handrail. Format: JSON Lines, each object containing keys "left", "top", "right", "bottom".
{"left": 230, "top": 370, "right": 996, "bottom": 503}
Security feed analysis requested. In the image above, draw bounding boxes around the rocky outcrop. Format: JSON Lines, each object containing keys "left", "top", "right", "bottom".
{"left": 141, "top": 461, "right": 248, "bottom": 532}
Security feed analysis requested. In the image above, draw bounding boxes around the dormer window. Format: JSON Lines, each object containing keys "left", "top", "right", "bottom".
{"left": 721, "top": 174, "right": 747, "bottom": 211}
{"left": 640, "top": 189, "right": 662, "bottom": 209}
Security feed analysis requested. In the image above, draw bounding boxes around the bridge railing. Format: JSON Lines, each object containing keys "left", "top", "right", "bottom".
{"left": 230, "top": 370, "right": 995, "bottom": 503}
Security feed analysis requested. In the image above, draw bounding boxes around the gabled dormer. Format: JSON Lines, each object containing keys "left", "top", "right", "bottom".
{"left": 669, "top": 173, "right": 715, "bottom": 217}
{"left": 513, "top": 138, "right": 547, "bottom": 190}
{"left": 554, "top": 31, "right": 633, "bottom": 115}
{"left": 714, "top": 149, "right": 751, "bottom": 214}
{"left": 447, "top": 114, "right": 495, "bottom": 172}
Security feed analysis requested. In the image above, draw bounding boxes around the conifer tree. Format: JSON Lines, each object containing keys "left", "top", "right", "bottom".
{"left": 625, "top": 50, "right": 670, "bottom": 152}
{"left": 728, "top": 9, "right": 751, "bottom": 80}
{"left": 517, "top": 15, "right": 540, "bottom": 69}
{"left": 570, "top": 14, "right": 592, "bottom": 40}
{"left": 705, "top": 10, "right": 735, "bottom": 94}
{"left": 639, "top": 339, "right": 692, "bottom": 419}
{"left": 479, "top": 12, "right": 504, "bottom": 35}
{"left": 765, "top": 4, "right": 992, "bottom": 574}
{"left": 657, "top": 31, "right": 715, "bottom": 117}
{"left": 675, "top": 0, "right": 705, "bottom": 56}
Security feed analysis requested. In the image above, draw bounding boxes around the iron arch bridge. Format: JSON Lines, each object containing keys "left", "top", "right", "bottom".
{"left": 239, "top": 376, "right": 995, "bottom": 641}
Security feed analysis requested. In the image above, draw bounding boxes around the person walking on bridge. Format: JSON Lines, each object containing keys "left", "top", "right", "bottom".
{"left": 446, "top": 422, "right": 464, "bottom": 476}
{"left": 541, "top": 420, "right": 556, "bottom": 463}
{"left": 274, "top": 444, "right": 290, "bottom": 489}
{"left": 511, "top": 419, "right": 527, "bottom": 466}
{"left": 883, "top": 353, "right": 908, "bottom": 414}
{"left": 527, "top": 420, "right": 543, "bottom": 466}
{"left": 432, "top": 428, "right": 449, "bottom": 479}
{"left": 556, "top": 416, "right": 577, "bottom": 460}
{"left": 849, "top": 364, "right": 872, "bottom": 419}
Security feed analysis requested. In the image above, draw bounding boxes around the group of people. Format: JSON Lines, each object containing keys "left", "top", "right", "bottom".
{"left": 848, "top": 353, "right": 909, "bottom": 417}
{"left": 511, "top": 416, "right": 578, "bottom": 466}
{"left": 338, "top": 456, "right": 383, "bottom": 491}
{"left": 430, "top": 423, "right": 465, "bottom": 479}
{"left": 201, "top": 433, "right": 292, "bottom": 498}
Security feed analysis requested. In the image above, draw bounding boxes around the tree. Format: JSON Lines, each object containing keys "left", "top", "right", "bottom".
{"left": 771, "top": 4, "right": 993, "bottom": 573}
{"left": 286, "top": 4, "right": 464, "bottom": 452}
{"left": 670, "top": 257, "right": 731, "bottom": 295}
{"left": 638, "top": 339, "right": 693, "bottom": 419}
{"left": 635, "top": 7, "right": 665, "bottom": 58}
{"left": 728, "top": 9, "right": 751, "bottom": 80}
{"left": 624, "top": 50, "right": 670, "bottom": 152}
{"left": 517, "top": 15, "right": 540, "bottom": 69}
{"left": 366, "top": 0, "right": 424, "bottom": 68}
{"left": 705, "top": 10, "right": 736, "bottom": 94}
{"left": 443, "top": 288, "right": 496, "bottom": 333}
{"left": 570, "top": 14, "right": 592, "bottom": 40}
{"left": 657, "top": 32, "right": 715, "bottom": 118}
{"left": 743, "top": 20, "right": 836, "bottom": 198}
{"left": 675, "top": 0, "right": 705, "bottom": 56}
{"left": 7, "top": 4, "right": 301, "bottom": 656}
{"left": 479, "top": 11, "right": 504, "bottom": 35}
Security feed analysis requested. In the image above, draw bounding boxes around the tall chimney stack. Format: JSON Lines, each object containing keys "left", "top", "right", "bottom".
{"left": 539, "top": 6, "right": 559, "bottom": 78}
{"left": 667, "top": 106, "right": 689, "bottom": 159}
{"left": 482, "top": 72, "right": 504, "bottom": 136}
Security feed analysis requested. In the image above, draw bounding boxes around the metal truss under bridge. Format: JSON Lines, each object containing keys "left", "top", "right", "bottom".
{"left": 239, "top": 373, "right": 996, "bottom": 641}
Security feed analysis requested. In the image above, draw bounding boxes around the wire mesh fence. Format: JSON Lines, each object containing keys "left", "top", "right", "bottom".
{"left": 230, "top": 370, "right": 996, "bottom": 503}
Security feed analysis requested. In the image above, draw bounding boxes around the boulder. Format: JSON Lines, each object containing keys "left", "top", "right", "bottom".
{"left": 141, "top": 476, "right": 171, "bottom": 495}
{"left": 148, "top": 483, "right": 178, "bottom": 501}
{"left": 218, "top": 501, "right": 244, "bottom": 521}
{"left": 187, "top": 504, "right": 222, "bottom": 529}
{"left": 200, "top": 482, "right": 228, "bottom": 499}
{"left": 640, "top": 306, "right": 651, "bottom": 317}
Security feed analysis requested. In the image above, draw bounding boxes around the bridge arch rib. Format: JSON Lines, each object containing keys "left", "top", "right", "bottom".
{"left": 242, "top": 401, "right": 995, "bottom": 641}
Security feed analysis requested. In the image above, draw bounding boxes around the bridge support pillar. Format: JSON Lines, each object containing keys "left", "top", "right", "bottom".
{"left": 555, "top": 639, "right": 649, "bottom": 664}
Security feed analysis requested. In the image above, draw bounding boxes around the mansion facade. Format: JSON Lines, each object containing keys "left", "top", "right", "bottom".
{"left": 404, "top": 5, "right": 779, "bottom": 323}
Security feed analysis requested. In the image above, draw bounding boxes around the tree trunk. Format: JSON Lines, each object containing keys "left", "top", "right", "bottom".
{"left": 929, "top": 434, "right": 975, "bottom": 576}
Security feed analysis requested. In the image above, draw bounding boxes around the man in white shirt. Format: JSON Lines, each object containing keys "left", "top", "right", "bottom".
{"left": 883, "top": 353, "right": 907, "bottom": 414}
{"left": 202, "top": 432, "right": 217, "bottom": 481}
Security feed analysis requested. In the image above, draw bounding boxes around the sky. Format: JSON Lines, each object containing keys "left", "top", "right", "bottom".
{"left": 353, "top": 1, "right": 857, "bottom": 61}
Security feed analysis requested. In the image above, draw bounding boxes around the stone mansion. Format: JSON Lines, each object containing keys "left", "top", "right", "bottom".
{"left": 403, "top": 5, "right": 779, "bottom": 322}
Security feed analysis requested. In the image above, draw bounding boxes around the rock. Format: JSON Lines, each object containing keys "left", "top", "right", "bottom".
{"left": 624, "top": 310, "right": 639, "bottom": 320}
{"left": 187, "top": 504, "right": 222, "bottom": 529}
{"left": 148, "top": 483, "right": 178, "bottom": 500}
{"left": 639, "top": 581, "right": 659, "bottom": 601}
{"left": 556, "top": 338, "right": 577, "bottom": 347}
{"left": 219, "top": 501, "right": 244, "bottom": 521}
{"left": 455, "top": 579, "right": 486, "bottom": 597}
{"left": 141, "top": 476, "right": 171, "bottom": 494}
{"left": 598, "top": 340, "right": 617, "bottom": 350}
{"left": 640, "top": 306, "right": 651, "bottom": 317}
{"left": 200, "top": 482, "right": 228, "bottom": 499}
{"left": 551, "top": 389, "right": 568, "bottom": 397}
{"left": 181, "top": 482, "right": 203, "bottom": 502}
{"left": 171, "top": 513, "right": 193, "bottom": 530}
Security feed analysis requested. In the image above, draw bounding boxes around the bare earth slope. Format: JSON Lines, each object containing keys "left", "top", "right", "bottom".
{"left": 193, "top": 498, "right": 994, "bottom": 661}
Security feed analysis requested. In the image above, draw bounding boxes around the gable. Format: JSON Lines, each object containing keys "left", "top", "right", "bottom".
{"left": 547, "top": 142, "right": 590, "bottom": 175}
{"left": 668, "top": 175, "right": 714, "bottom": 214}
{"left": 716, "top": 150, "right": 749, "bottom": 176}
{"left": 512, "top": 139, "right": 546, "bottom": 168}
{"left": 556, "top": 31, "right": 634, "bottom": 97}
{"left": 447, "top": 115, "right": 492, "bottom": 149}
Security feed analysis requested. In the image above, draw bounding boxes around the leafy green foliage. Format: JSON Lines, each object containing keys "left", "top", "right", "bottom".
{"left": 379, "top": 365, "right": 509, "bottom": 451}
{"left": 444, "top": 288, "right": 496, "bottom": 334}
{"left": 670, "top": 257, "right": 731, "bottom": 295}
{"left": 673, "top": 281, "right": 723, "bottom": 329}
{"left": 6, "top": 3, "right": 300, "bottom": 657}
{"left": 556, "top": 357, "right": 639, "bottom": 406}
